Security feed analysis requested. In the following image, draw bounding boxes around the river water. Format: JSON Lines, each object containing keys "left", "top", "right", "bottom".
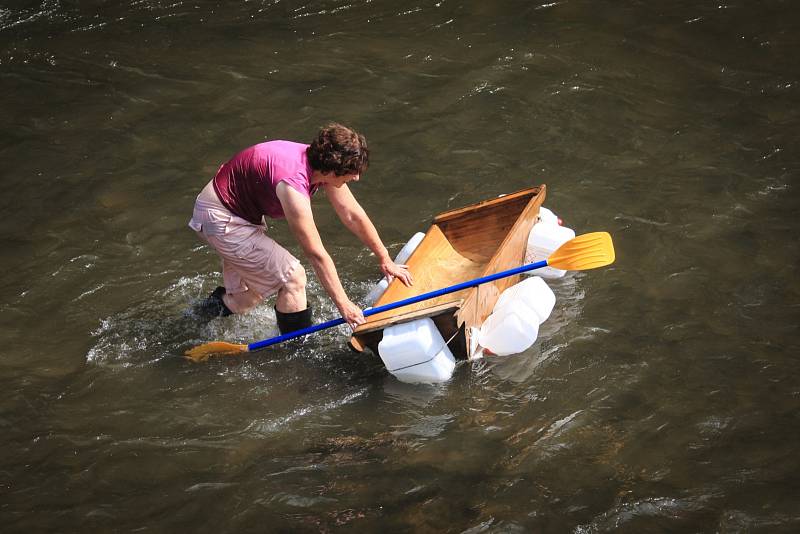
{"left": 2, "top": 0, "right": 799, "bottom": 532}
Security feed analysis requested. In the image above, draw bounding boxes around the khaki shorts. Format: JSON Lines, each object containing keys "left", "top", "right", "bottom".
{"left": 188, "top": 180, "right": 299, "bottom": 298}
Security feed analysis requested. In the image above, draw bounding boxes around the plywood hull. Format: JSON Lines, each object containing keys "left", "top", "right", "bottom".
{"left": 351, "top": 184, "right": 546, "bottom": 359}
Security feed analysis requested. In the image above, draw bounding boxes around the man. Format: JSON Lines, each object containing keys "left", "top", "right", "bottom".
{"left": 189, "top": 123, "right": 413, "bottom": 333}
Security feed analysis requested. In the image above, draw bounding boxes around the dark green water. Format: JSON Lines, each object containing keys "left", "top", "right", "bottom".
{"left": 2, "top": 1, "right": 799, "bottom": 531}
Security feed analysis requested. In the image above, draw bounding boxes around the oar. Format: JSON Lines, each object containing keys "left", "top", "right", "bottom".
{"left": 185, "top": 231, "right": 614, "bottom": 362}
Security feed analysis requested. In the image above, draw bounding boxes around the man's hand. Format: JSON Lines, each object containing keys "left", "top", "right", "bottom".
{"left": 338, "top": 299, "right": 366, "bottom": 330}
{"left": 381, "top": 260, "right": 414, "bottom": 287}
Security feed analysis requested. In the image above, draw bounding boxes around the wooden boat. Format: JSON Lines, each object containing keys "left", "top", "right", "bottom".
{"left": 350, "top": 184, "right": 547, "bottom": 360}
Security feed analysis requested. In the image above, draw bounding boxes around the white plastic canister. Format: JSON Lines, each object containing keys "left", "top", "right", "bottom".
{"left": 479, "top": 302, "right": 540, "bottom": 356}
{"left": 365, "top": 232, "right": 426, "bottom": 306}
{"left": 377, "top": 318, "right": 456, "bottom": 384}
{"left": 537, "top": 206, "right": 561, "bottom": 226}
{"left": 525, "top": 221, "right": 576, "bottom": 279}
{"left": 478, "top": 276, "right": 555, "bottom": 356}
{"left": 494, "top": 276, "right": 555, "bottom": 325}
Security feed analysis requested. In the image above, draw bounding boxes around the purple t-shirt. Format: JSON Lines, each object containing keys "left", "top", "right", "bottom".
{"left": 212, "top": 141, "right": 318, "bottom": 224}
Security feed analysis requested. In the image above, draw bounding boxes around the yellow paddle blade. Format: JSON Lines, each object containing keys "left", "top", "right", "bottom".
{"left": 184, "top": 341, "right": 248, "bottom": 362}
{"left": 547, "top": 232, "right": 615, "bottom": 271}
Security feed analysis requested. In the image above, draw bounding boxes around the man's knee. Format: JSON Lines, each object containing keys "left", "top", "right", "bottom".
{"left": 284, "top": 264, "right": 307, "bottom": 293}
{"left": 276, "top": 264, "right": 308, "bottom": 314}
{"left": 223, "top": 289, "right": 261, "bottom": 314}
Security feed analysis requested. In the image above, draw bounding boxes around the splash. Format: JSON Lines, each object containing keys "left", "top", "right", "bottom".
{"left": 85, "top": 273, "right": 280, "bottom": 366}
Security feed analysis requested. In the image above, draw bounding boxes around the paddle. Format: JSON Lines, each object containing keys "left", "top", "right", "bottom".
{"left": 185, "top": 231, "right": 615, "bottom": 362}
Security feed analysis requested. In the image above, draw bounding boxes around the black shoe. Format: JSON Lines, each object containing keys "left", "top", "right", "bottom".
{"left": 275, "top": 306, "right": 313, "bottom": 335}
{"left": 197, "top": 286, "right": 233, "bottom": 318}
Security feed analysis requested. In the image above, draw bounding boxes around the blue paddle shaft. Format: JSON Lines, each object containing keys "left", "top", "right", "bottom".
{"left": 247, "top": 259, "right": 549, "bottom": 351}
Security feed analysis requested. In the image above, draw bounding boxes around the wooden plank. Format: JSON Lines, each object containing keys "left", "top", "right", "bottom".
{"left": 432, "top": 187, "right": 537, "bottom": 224}
{"left": 363, "top": 225, "right": 484, "bottom": 325}
{"left": 348, "top": 335, "right": 367, "bottom": 353}
{"left": 456, "top": 184, "right": 546, "bottom": 332}
{"left": 348, "top": 330, "right": 382, "bottom": 354}
{"left": 439, "top": 194, "right": 534, "bottom": 262}
{"left": 353, "top": 300, "right": 462, "bottom": 335}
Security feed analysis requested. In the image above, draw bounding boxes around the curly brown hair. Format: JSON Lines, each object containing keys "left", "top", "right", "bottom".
{"left": 306, "top": 123, "right": 369, "bottom": 176}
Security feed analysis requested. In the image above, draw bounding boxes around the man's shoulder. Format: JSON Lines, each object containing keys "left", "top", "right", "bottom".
{"left": 253, "top": 140, "right": 308, "bottom": 155}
